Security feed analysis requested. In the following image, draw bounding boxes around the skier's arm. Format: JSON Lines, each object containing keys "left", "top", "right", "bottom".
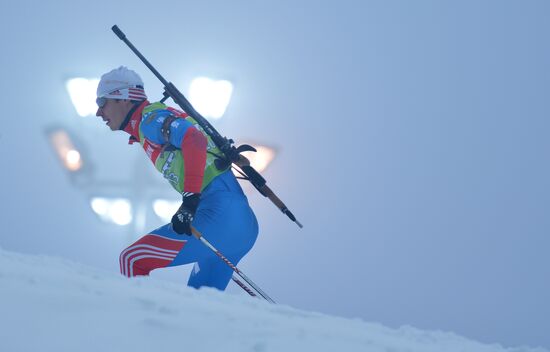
{"left": 141, "top": 114, "right": 207, "bottom": 193}
{"left": 175, "top": 124, "right": 207, "bottom": 193}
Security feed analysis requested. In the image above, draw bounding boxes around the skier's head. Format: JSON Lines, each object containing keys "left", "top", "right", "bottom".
{"left": 95, "top": 66, "right": 147, "bottom": 131}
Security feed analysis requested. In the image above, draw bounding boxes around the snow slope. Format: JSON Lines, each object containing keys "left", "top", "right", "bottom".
{"left": 0, "top": 247, "right": 546, "bottom": 352}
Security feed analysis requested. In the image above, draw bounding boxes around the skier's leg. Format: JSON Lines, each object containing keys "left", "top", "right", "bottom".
{"left": 187, "top": 258, "right": 235, "bottom": 290}
{"left": 119, "top": 223, "right": 192, "bottom": 277}
{"left": 184, "top": 195, "right": 258, "bottom": 289}
{"left": 181, "top": 173, "right": 258, "bottom": 290}
{"left": 120, "top": 171, "right": 258, "bottom": 283}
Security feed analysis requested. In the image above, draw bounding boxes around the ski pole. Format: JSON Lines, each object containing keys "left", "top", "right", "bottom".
{"left": 191, "top": 226, "right": 276, "bottom": 304}
{"left": 231, "top": 276, "right": 257, "bottom": 298}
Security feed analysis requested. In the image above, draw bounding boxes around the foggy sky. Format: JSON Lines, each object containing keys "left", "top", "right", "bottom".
{"left": 1, "top": 0, "right": 548, "bottom": 349}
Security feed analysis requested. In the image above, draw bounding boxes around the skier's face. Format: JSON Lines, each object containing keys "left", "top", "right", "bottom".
{"left": 96, "top": 99, "right": 132, "bottom": 131}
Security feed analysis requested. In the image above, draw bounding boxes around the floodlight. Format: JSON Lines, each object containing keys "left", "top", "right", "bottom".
{"left": 47, "top": 128, "right": 84, "bottom": 172}
{"left": 66, "top": 78, "right": 100, "bottom": 117}
{"left": 189, "top": 77, "right": 233, "bottom": 119}
{"left": 152, "top": 199, "right": 180, "bottom": 222}
{"left": 90, "top": 197, "right": 132, "bottom": 226}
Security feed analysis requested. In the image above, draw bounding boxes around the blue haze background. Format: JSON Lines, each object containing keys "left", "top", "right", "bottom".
{"left": 0, "top": 0, "right": 548, "bottom": 349}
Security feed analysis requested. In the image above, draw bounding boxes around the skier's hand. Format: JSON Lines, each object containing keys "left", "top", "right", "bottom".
{"left": 171, "top": 192, "right": 201, "bottom": 235}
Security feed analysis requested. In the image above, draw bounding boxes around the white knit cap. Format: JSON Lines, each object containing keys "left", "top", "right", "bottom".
{"left": 97, "top": 66, "right": 147, "bottom": 101}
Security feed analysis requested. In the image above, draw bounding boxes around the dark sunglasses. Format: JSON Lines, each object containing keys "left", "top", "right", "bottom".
{"left": 96, "top": 97, "right": 107, "bottom": 108}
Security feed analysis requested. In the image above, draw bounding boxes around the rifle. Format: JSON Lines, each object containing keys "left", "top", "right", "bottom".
{"left": 111, "top": 25, "right": 302, "bottom": 228}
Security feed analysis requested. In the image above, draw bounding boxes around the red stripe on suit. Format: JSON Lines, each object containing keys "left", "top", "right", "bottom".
{"left": 120, "top": 234, "right": 187, "bottom": 277}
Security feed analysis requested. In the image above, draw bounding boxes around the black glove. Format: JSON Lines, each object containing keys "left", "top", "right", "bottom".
{"left": 171, "top": 192, "right": 201, "bottom": 235}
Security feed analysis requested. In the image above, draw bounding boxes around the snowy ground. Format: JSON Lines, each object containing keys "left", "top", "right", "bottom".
{"left": 0, "top": 247, "right": 546, "bottom": 352}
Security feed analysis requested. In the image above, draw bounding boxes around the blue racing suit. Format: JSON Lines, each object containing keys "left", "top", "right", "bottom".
{"left": 118, "top": 101, "right": 258, "bottom": 290}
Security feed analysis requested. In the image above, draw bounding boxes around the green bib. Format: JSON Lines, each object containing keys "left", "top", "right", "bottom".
{"left": 139, "top": 102, "right": 228, "bottom": 193}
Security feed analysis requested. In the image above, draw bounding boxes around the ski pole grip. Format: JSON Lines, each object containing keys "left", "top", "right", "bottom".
{"left": 111, "top": 25, "right": 126, "bottom": 40}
